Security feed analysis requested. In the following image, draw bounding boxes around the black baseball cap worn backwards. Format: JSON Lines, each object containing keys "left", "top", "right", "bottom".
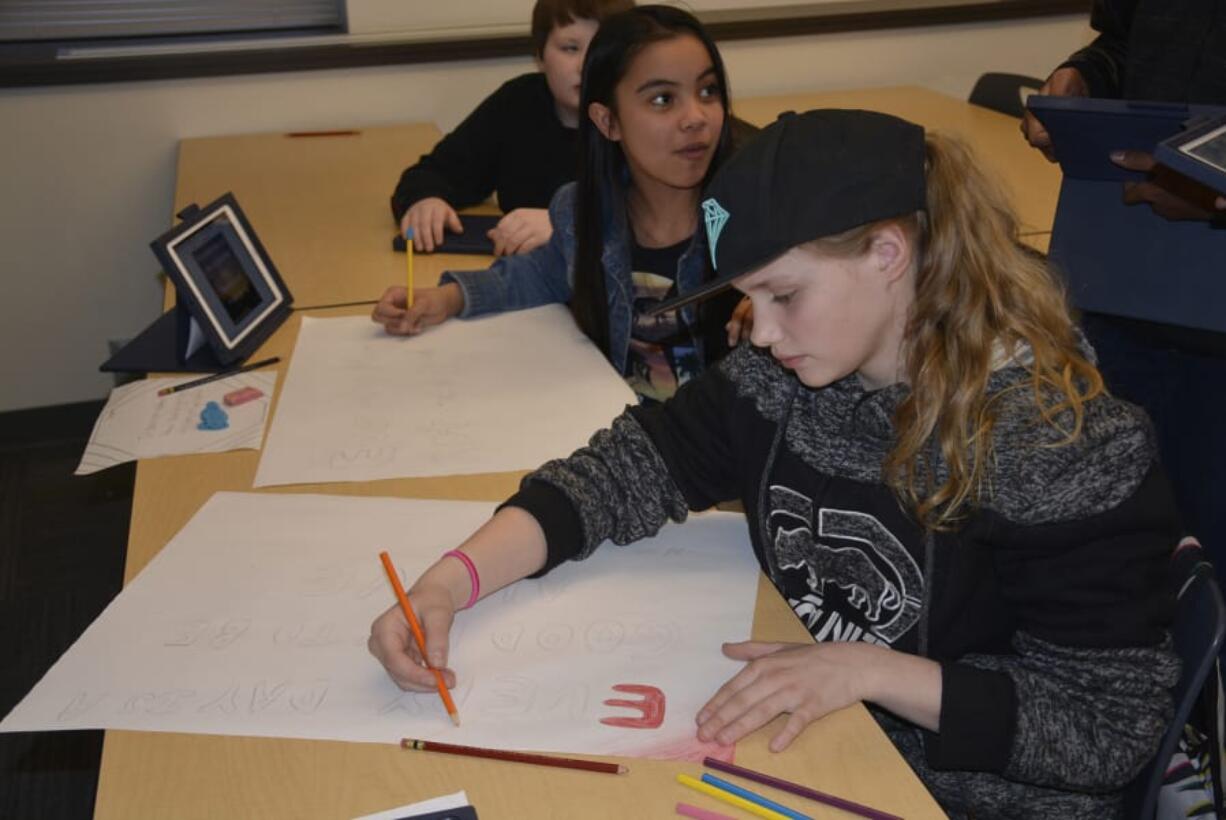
{"left": 649, "top": 108, "right": 927, "bottom": 316}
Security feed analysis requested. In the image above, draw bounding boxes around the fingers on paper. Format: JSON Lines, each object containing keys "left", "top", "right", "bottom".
{"left": 695, "top": 641, "right": 814, "bottom": 748}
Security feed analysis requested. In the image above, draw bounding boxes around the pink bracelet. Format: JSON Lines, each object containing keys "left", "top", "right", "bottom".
{"left": 443, "top": 549, "right": 480, "bottom": 609}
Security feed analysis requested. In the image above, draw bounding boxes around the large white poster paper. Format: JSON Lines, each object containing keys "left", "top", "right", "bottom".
{"left": 254, "top": 309, "right": 636, "bottom": 487}
{"left": 1, "top": 493, "right": 758, "bottom": 762}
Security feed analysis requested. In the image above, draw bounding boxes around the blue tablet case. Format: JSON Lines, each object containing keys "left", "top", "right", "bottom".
{"left": 392, "top": 214, "right": 500, "bottom": 256}
{"left": 1028, "top": 96, "right": 1226, "bottom": 333}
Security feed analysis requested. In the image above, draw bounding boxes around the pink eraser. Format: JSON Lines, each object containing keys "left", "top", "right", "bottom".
{"left": 223, "top": 386, "right": 264, "bottom": 407}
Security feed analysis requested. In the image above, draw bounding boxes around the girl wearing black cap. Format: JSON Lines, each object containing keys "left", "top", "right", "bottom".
{"left": 373, "top": 5, "right": 748, "bottom": 403}
{"left": 369, "top": 109, "right": 1178, "bottom": 817}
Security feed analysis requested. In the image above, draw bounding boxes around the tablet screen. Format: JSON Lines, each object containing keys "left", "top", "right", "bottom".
{"left": 166, "top": 203, "right": 284, "bottom": 349}
{"left": 193, "top": 229, "right": 261, "bottom": 325}
{"left": 1180, "top": 122, "right": 1226, "bottom": 173}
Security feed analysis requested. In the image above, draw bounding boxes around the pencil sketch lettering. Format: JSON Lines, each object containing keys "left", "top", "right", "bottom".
{"left": 299, "top": 564, "right": 355, "bottom": 597}
{"left": 289, "top": 680, "right": 329, "bottom": 713}
{"left": 329, "top": 446, "right": 396, "bottom": 469}
{"left": 536, "top": 624, "right": 574, "bottom": 652}
{"left": 599, "top": 684, "right": 665, "bottom": 729}
{"left": 476, "top": 676, "right": 593, "bottom": 720}
{"left": 480, "top": 675, "right": 536, "bottom": 718}
{"left": 57, "top": 691, "right": 105, "bottom": 722}
{"left": 538, "top": 683, "right": 589, "bottom": 720}
{"left": 250, "top": 680, "right": 289, "bottom": 713}
{"left": 490, "top": 624, "right": 524, "bottom": 652}
{"left": 163, "top": 620, "right": 211, "bottom": 647}
{"left": 626, "top": 622, "right": 678, "bottom": 656}
{"left": 584, "top": 620, "right": 626, "bottom": 653}
{"left": 122, "top": 690, "right": 196, "bottom": 715}
{"left": 197, "top": 685, "right": 240, "bottom": 714}
{"left": 209, "top": 618, "right": 251, "bottom": 649}
{"left": 378, "top": 691, "right": 427, "bottom": 717}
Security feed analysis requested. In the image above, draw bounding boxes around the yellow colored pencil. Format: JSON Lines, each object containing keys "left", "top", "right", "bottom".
{"left": 676, "top": 774, "right": 790, "bottom": 820}
{"left": 405, "top": 228, "right": 415, "bottom": 308}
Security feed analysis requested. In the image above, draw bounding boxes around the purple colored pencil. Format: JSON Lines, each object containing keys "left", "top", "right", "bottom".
{"left": 702, "top": 757, "right": 903, "bottom": 820}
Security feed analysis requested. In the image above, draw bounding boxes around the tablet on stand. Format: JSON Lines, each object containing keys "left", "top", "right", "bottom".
{"left": 102, "top": 193, "right": 293, "bottom": 373}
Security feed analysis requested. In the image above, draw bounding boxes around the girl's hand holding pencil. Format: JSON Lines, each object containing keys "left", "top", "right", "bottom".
{"left": 371, "top": 283, "right": 464, "bottom": 336}
{"left": 368, "top": 580, "right": 460, "bottom": 692}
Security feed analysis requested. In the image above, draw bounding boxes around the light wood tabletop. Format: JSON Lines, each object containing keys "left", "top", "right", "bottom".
{"left": 96, "top": 308, "right": 945, "bottom": 819}
{"left": 736, "top": 86, "right": 1060, "bottom": 242}
{"left": 174, "top": 123, "right": 447, "bottom": 310}
{"left": 87, "top": 95, "right": 1063, "bottom": 817}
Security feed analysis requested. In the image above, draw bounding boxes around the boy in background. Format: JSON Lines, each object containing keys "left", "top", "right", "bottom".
{"left": 391, "top": 0, "right": 633, "bottom": 256}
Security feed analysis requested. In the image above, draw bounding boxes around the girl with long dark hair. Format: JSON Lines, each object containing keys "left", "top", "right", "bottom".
{"left": 373, "top": 5, "right": 748, "bottom": 401}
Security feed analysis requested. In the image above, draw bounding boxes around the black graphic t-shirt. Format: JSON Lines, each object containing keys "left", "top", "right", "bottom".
{"left": 624, "top": 239, "right": 702, "bottom": 403}
{"left": 765, "top": 448, "right": 926, "bottom": 653}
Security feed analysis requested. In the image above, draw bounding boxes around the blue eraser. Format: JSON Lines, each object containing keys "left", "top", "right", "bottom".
{"left": 198, "top": 401, "right": 230, "bottom": 431}
{"left": 404, "top": 227, "right": 414, "bottom": 240}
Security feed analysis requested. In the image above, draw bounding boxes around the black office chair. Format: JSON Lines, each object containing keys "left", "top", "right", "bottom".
{"left": 1122, "top": 542, "right": 1226, "bottom": 820}
{"left": 968, "top": 72, "right": 1044, "bottom": 118}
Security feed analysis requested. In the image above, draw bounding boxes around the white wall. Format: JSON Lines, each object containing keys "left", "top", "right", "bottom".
{"left": 0, "top": 14, "right": 1091, "bottom": 412}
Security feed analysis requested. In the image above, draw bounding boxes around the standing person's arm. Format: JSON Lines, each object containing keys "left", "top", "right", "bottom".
{"left": 1059, "top": 0, "right": 1137, "bottom": 98}
{"left": 1021, "top": 0, "right": 1136, "bottom": 158}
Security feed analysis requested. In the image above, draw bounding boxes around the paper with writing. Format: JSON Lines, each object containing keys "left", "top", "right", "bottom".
{"left": 253, "top": 308, "right": 636, "bottom": 487}
{"left": 0, "top": 493, "right": 757, "bottom": 762}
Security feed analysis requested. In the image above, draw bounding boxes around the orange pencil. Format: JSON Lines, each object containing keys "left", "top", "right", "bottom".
{"left": 379, "top": 550, "right": 460, "bottom": 727}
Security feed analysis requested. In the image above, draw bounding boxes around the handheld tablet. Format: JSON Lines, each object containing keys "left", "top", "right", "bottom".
{"left": 1025, "top": 95, "right": 1226, "bottom": 333}
{"left": 1026, "top": 95, "right": 1225, "bottom": 180}
{"left": 1155, "top": 113, "right": 1226, "bottom": 195}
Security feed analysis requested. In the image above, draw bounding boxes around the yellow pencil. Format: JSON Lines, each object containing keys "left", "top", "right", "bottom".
{"left": 405, "top": 228, "right": 415, "bottom": 308}
{"left": 676, "top": 774, "right": 790, "bottom": 820}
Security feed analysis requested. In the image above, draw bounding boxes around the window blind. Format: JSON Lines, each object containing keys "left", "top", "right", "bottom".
{"left": 0, "top": 0, "right": 343, "bottom": 42}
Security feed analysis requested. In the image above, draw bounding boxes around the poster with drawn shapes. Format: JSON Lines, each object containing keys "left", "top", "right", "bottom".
{"left": 253, "top": 308, "right": 637, "bottom": 487}
{"left": 0, "top": 493, "right": 758, "bottom": 762}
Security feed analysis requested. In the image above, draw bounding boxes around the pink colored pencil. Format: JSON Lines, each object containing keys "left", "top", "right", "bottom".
{"left": 703, "top": 757, "right": 902, "bottom": 820}
{"left": 676, "top": 802, "right": 737, "bottom": 820}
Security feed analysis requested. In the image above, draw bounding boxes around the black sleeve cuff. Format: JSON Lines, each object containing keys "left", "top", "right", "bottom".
{"left": 924, "top": 663, "right": 1017, "bottom": 773}
{"left": 499, "top": 481, "right": 585, "bottom": 578}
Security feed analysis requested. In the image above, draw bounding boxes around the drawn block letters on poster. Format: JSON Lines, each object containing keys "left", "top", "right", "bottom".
{"left": 0, "top": 493, "right": 757, "bottom": 761}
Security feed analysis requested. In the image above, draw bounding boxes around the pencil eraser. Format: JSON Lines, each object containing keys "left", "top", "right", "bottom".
{"left": 223, "top": 386, "right": 264, "bottom": 407}
{"left": 198, "top": 401, "right": 230, "bottom": 431}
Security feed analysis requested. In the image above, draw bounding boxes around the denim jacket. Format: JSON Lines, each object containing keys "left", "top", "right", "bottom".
{"left": 440, "top": 182, "right": 714, "bottom": 374}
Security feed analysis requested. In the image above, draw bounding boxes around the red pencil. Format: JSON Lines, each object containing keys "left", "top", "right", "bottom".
{"left": 401, "top": 738, "right": 627, "bottom": 775}
{"left": 378, "top": 551, "right": 460, "bottom": 727}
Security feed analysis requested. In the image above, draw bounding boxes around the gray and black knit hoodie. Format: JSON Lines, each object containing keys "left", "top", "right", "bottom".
{"left": 507, "top": 342, "right": 1182, "bottom": 818}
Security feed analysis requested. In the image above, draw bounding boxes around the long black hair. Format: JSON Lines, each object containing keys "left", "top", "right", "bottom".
{"left": 570, "top": 4, "right": 735, "bottom": 358}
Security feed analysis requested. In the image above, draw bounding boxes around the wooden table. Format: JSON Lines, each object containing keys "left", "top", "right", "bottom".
{"left": 92, "top": 107, "right": 963, "bottom": 818}
{"left": 737, "top": 86, "right": 1058, "bottom": 245}
{"left": 174, "top": 123, "right": 444, "bottom": 309}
